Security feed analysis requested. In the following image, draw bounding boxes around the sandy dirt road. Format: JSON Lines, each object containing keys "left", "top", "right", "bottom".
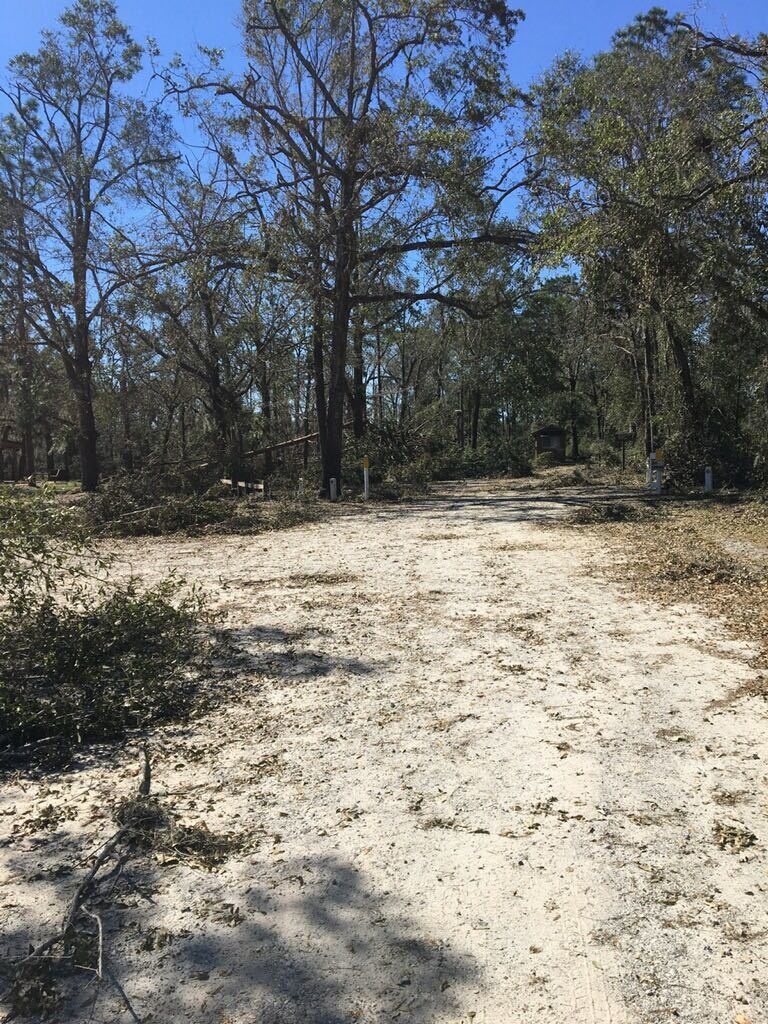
{"left": 2, "top": 481, "right": 768, "bottom": 1024}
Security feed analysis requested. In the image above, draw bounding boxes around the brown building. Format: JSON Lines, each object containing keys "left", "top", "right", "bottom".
{"left": 533, "top": 424, "right": 566, "bottom": 460}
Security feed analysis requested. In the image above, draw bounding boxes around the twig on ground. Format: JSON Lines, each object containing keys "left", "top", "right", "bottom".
{"left": 104, "top": 965, "right": 144, "bottom": 1024}
{"left": 0, "top": 752, "right": 153, "bottom": 1020}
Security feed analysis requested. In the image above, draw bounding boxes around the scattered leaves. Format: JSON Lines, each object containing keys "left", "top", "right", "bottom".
{"left": 713, "top": 821, "right": 757, "bottom": 853}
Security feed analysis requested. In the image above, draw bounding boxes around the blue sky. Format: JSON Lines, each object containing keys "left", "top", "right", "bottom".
{"left": 1, "top": 0, "right": 766, "bottom": 86}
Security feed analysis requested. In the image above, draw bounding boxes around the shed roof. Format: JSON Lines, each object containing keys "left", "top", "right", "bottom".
{"left": 532, "top": 424, "right": 566, "bottom": 436}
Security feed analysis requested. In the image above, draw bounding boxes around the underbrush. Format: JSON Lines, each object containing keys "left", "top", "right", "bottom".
{"left": 0, "top": 490, "right": 210, "bottom": 765}
{"left": 426, "top": 440, "right": 531, "bottom": 481}
{"left": 345, "top": 427, "right": 531, "bottom": 498}
{"left": 565, "top": 496, "right": 768, "bottom": 683}
{"left": 85, "top": 473, "right": 322, "bottom": 536}
{"left": 0, "top": 581, "right": 205, "bottom": 754}
{"left": 569, "top": 500, "right": 659, "bottom": 525}
{"left": 85, "top": 473, "right": 235, "bottom": 536}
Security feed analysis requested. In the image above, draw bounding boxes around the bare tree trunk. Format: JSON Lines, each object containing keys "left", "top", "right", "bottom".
{"left": 160, "top": 404, "right": 176, "bottom": 467}
{"left": 209, "top": 389, "right": 241, "bottom": 486}
{"left": 312, "top": 289, "right": 328, "bottom": 483}
{"left": 568, "top": 369, "right": 579, "bottom": 459}
{"left": 69, "top": 357, "right": 99, "bottom": 491}
{"left": 588, "top": 370, "right": 604, "bottom": 442}
{"left": 665, "top": 317, "right": 696, "bottom": 422}
{"left": 228, "top": 427, "right": 242, "bottom": 487}
{"left": 71, "top": 204, "right": 100, "bottom": 491}
{"left": 470, "top": 388, "right": 481, "bottom": 450}
{"left": 303, "top": 362, "right": 312, "bottom": 470}
{"left": 261, "top": 368, "right": 273, "bottom": 477}
{"left": 323, "top": 180, "right": 355, "bottom": 496}
{"left": 17, "top": 279, "right": 36, "bottom": 478}
{"left": 43, "top": 422, "right": 55, "bottom": 478}
{"left": 21, "top": 418, "right": 35, "bottom": 479}
{"left": 643, "top": 322, "right": 657, "bottom": 456}
{"left": 179, "top": 405, "right": 187, "bottom": 463}
{"left": 119, "top": 366, "right": 134, "bottom": 473}
{"left": 375, "top": 327, "right": 384, "bottom": 425}
{"left": 352, "top": 317, "right": 366, "bottom": 439}
{"left": 398, "top": 340, "right": 408, "bottom": 426}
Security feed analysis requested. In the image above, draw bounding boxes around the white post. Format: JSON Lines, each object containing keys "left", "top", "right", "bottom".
{"left": 647, "top": 450, "right": 663, "bottom": 494}
{"left": 297, "top": 477, "right": 305, "bottom": 498}
{"left": 363, "top": 455, "right": 369, "bottom": 500}
{"left": 329, "top": 477, "right": 337, "bottom": 502}
{"left": 704, "top": 466, "right": 713, "bottom": 492}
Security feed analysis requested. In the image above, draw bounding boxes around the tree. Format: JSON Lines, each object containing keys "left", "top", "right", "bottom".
{"left": 528, "top": 10, "right": 763, "bottom": 448}
{"left": 164, "top": 0, "right": 532, "bottom": 494}
{"left": 0, "top": 0, "right": 174, "bottom": 489}
{"left": 138, "top": 154, "right": 308, "bottom": 482}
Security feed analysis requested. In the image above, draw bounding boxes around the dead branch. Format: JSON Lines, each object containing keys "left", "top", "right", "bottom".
{"left": 0, "top": 752, "right": 154, "bottom": 1023}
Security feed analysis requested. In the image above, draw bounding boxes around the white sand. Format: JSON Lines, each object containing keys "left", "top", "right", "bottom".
{"left": 2, "top": 480, "right": 767, "bottom": 1023}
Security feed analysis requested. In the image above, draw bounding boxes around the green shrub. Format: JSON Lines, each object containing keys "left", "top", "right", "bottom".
{"left": 663, "top": 424, "right": 752, "bottom": 490}
{"left": 345, "top": 425, "right": 530, "bottom": 489}
{"left": 0, "top": 581, "right": 205, "bottom": 749}
{"left": 344, "top": 423, "right": 424, "bottom": 485}
{"left": 0, "top": 488, "right": 97, "bottom": 612}
{"left": 428, "top": 440, "right": 531, "bottom": 481}
{"left": 0, "top": 489, "right": 208, "bottom": 761}
{"left": 85, "top": 472, "right": 233, "bottom": 536}
{"left": 533, "top": 451, "right": 558, "bottom": 471}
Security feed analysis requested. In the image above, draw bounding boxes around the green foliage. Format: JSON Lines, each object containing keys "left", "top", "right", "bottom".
{"left": 0, "top": 489, "right": 100, "bottom": 613}
{"left": 525, "top": 11, "right": 768, "bottom": 485}
{"left": 663, "top": 427, "right": 752, "bottom": 490}
{"left": 86, "top": 473, "right": 233, "bottom": 536}
{"left": 84, "top": 472, "right": 322, "bottom": 535}
{"left": 4, "top": 1, "right": 768, "bottom": 500}
{"left": 0, "top": 489, "right": 208, "bottom": 761}
{"left": 426, "top": 440, "right": 531, "bottom": 480}
{"left": 346, "top": 422, "right": 425, "bottom": 481}
{"left": 533, "top": 451, "right": 558, "bottom": 471}
{"left": 0, "top": 580, "right": 205, "bottom": 750}
{"left": 347, "top": 425, "right": 530, "bottom": 489}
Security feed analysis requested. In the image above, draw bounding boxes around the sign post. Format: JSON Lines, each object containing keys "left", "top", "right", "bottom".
{"left": 647, "top": 450, "right": 664, "bottom": 494}
{"left": 704, "top": 466, "right": 713, "bottom": 492}
{"left": 362, "top": 456, "right": 370, "bottom": 500}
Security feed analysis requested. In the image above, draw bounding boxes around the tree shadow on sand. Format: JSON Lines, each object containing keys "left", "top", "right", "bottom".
{"left": 1, "top": 847, "right": 479, "bottom": 1024}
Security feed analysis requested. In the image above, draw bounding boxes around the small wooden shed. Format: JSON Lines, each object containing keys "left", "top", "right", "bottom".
{"left": 533, "top": 424, "right": 566, "bottom": 460}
